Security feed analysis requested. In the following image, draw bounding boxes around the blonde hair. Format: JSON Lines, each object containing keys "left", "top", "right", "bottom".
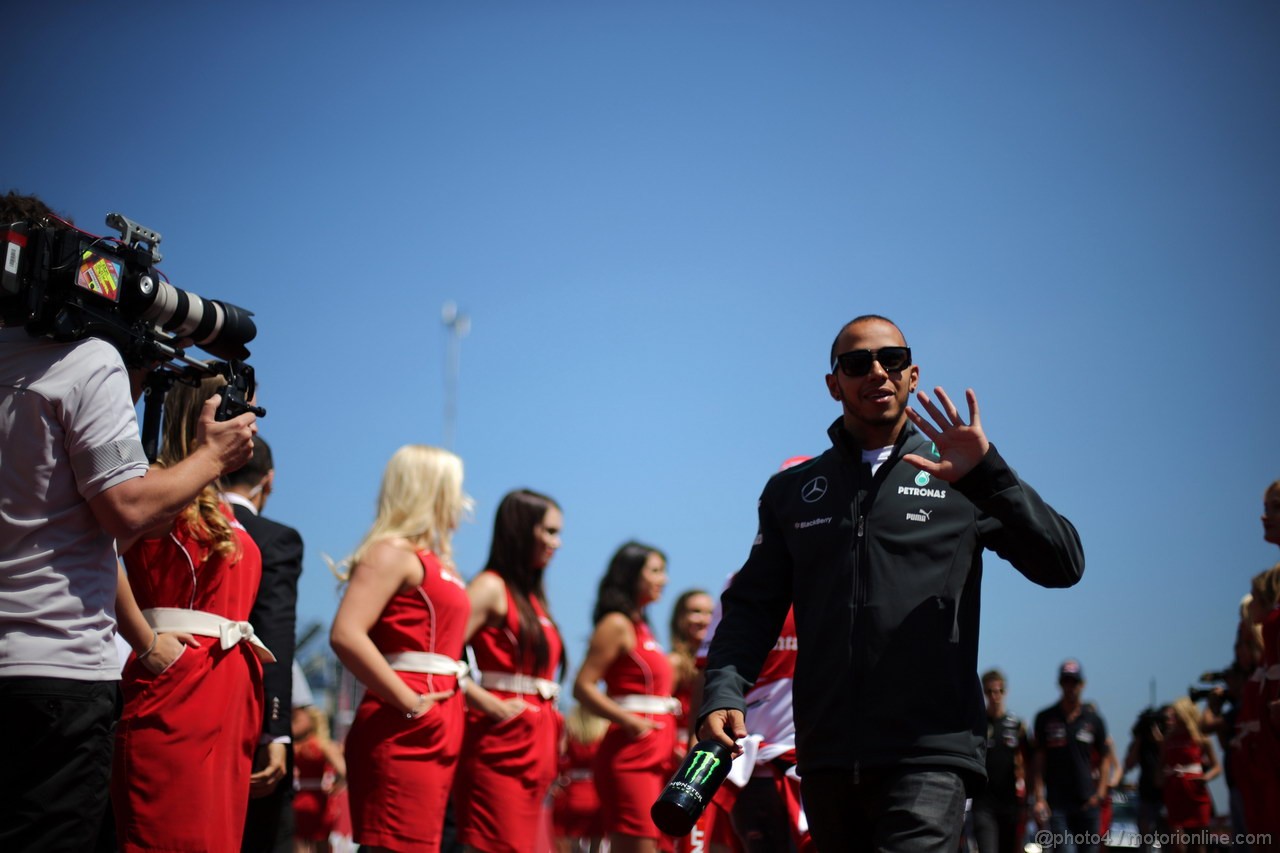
{"left": 158, "top": 374, "right": 237, "bottom": 556}
{"left": 344, "top": 445, "right": 471, "bottom": 575}
{"left": 1171, "top": 696, "right": 1204, "bottom": 742}
{"left": 564, "top": 704, "right": 609, "bottom": 745}
{"left": 305, "top": 706, "right": 332, "bottom": 744}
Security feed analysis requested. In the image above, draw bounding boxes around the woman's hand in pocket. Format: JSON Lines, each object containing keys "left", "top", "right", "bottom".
{"left": 141, "top": 632, "right": 200, "bottom": 675}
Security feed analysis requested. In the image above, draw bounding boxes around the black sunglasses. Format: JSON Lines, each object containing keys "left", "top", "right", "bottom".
{"left": 832, "top": 347, "right": 912, "bottom": 377}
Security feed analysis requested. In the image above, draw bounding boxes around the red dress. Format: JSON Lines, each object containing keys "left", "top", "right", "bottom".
{"left": 594, "top": 618, "right": 678, "bottom": 841}
{"left": 1162, "top": 731, "right": 1212, "bottom": 830}
{"left": 345, "top": 550, "right": 469, "bottom": 853}
{"left": 1247, "top": 605, "right": 1280, "bottom": 836}
{"left": 113, "top": 507, "right": 265, "bottom": 852}
{"left": 293, "top": 737, "right": 337, "bottom": 842}
{"left": 553, "top": 737, "right": 604, "bottom": 840}
{"left": 455, "top": 574, "right": 564, "bottom": 853}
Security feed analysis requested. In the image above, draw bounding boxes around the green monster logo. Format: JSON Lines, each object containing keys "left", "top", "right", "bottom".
{"left": 684, "top": 749, "right": 722, "bottom": 786}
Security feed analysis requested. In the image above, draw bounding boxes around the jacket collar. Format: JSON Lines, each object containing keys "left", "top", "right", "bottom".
{"left": 826, "top": 417, "right": 922, "bottom": 461}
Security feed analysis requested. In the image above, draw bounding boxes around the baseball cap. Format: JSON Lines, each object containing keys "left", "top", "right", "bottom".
{"left": 1059, "top": 659, "right": 1084, "bottom": 681}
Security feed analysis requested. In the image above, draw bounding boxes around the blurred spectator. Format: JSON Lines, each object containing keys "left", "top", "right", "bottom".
{"left": 972, "top": 669, "right": 1030, "bottom": 853}
{"left": 1032, "top": 659, "right": 1111, "bottom": 853}
{"left": 1124, "top": 705, "right": 1170, "bottom": 852}
{"left": 292, "top": 704, "right": 347, "bottom": 853}
{"left": 553, "top": 704, "right": 610, "bottom": 853}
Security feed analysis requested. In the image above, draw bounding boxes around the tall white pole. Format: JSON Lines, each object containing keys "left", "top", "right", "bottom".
{"left": 441, "top": 301, "right": 470, "bottom": 449}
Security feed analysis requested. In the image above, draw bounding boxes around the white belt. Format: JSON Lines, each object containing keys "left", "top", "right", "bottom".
{"left": 565, "top": 768, "right": 593, "bottom": 781}
{"left": 478, "top": 670, "right": 560, "bottom": 701}
{"left": 1265, "top": 664, "right": 1280, "bottom": 680}
{"left": 144, "top": 607, "right": 276, "bottom": 663}
{"left": 615, "top": 694, "right": 681, "bottom": 715}
{"left": 384, "top": 651, "right": 469, "bottom": 678}
{"left": 296, "top": 779, "right": 326, "bottom": 791}
{"left": 1168, "top": 763, "right": 1203, "bottom": 776}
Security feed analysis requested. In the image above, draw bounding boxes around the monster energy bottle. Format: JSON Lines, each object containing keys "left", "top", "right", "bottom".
{"left": 650, "top": 739, "right": 734, "bottom": 836}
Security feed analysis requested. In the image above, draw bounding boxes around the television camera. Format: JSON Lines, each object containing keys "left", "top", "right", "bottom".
{"left": 2, "top": 211, "right": 265, "bottom": 459}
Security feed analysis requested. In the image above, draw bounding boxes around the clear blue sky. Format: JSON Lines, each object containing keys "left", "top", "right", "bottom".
{"left": 9, "top": 1, "right": 1279, "bottom": 806}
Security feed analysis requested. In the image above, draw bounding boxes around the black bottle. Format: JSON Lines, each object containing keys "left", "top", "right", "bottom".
{"left": 650, "top": 739, "right": 734, "bottom": 836}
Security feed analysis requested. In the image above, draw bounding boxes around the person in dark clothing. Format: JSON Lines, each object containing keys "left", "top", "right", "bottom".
{"left": 698, "top": 314, "right": 1085, "bottom": 853}
{"left": 1032, "top": 660, "right": 1110, "bottom": 853}
{"left": 1123, "top": 705, "right": 1169, "bottom": 853}
{"left": 223, "top": 436, "right": 305, "bottom": 853}
{"left": 972, "top": 669, "right": 1030, "bottom": 853}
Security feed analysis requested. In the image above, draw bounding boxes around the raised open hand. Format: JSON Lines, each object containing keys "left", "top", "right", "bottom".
{"left": 902, "top": 387, "right": 990, "bottom": 483}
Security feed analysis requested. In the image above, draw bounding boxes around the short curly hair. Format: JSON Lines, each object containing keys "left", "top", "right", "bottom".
{"left": 1, "top": 191, "right": 68, "bottom": 325}
{"left": 0, "top": 190, "right": 62, "bottom": 225}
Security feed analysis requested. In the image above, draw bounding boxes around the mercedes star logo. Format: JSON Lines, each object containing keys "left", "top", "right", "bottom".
{"left": 801, "top": 476, "right": 828, "bottom": 503}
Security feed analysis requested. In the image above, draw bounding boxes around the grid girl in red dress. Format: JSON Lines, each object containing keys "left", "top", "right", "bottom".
{"left": 330, "top": 445, "right": 472, "bottom": 853}
{"left": 1159, "top": 697, "right": 1219, "bottom": 853}
{"left": 456, "top": 489, "right": 567, "bottom": 853}
{"left": 112, "top": 376, "right": 268, "bottom": 852}
{"left": 573, "top": 541, "right": 676, "bottom": 853}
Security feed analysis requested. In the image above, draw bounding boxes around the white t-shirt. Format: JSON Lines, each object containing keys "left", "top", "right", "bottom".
{"left": 0, "top": 328, "right": 148, "bottom": 680}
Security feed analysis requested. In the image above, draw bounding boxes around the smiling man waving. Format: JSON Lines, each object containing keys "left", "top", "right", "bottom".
{"left": 698, "top": 314, "right": 1085, "bottom": 853}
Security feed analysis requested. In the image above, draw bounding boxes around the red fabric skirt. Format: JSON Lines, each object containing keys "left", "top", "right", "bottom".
{"left": 454, "top": 699, "right": 562, "bottom": 853}
{"left": 593, "top": 716, "right": 678, "bottom": 841}
{"left": 112, "top": 642, "right": 263, "bottom": 852}
{"left": 345, "top": 688, "right": 464, "bottom": 853}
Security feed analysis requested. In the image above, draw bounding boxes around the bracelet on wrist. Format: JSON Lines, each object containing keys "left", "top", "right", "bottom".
{"left": 136, "top": 631, "right": 159, "bottom": 661}
{"left": 405, "top": 694, "right": 428, "bottom": 719}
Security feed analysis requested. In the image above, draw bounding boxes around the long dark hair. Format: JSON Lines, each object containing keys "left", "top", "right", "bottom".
{"left": 485, "top": 489, "right": 562, "bottom": 674}
{"left": 591, "top": 541, "right": 666, "bottom": 625}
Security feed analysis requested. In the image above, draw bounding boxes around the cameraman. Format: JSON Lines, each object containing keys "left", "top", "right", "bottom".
{"left": 0, "top": 191, "right": 257, "bottom": 852}
{"left": 1122, "top": 705, "right": 1169, "bottom": 853}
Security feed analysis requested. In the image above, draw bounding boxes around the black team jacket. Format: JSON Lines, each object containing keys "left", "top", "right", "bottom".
{"left": 700, "top": 419, "right": 1084, "bottom": 789}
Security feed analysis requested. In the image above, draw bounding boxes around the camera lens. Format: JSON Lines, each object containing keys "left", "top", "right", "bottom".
{"left": 137, "top": 281, "right": 256, "bottom": 360}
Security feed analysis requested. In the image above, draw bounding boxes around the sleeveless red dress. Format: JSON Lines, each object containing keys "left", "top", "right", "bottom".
{"left": 553, "top": 736, "right": 605, "bottom": 840}
{"left": 455, "top": 573, "right": 564, "bottom": 853}
{"left": 113, "top": 506, "right": 264, "bottom": 852}
{"left": 293, "top": 736, "right": 338, "bottom": 842}
{"left": 594, "top": 618, "right": 677, "bottom": 840}
{"left": 345, "top": 550, "right": 469, "bottom": 853}
{"left": 1162, "top": 731, "right": 1212, "bottom": 830}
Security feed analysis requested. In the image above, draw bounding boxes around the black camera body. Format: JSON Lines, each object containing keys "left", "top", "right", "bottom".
{"left": 2, "top": 212, "right": 265, "bottom": 459}
{"left": 2, "top": 212, "right": 255, "bottom": 368}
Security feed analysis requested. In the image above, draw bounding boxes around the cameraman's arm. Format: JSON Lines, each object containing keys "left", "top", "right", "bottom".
{"left": 90, "top": 394, "right": 255, "bottom": 548}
